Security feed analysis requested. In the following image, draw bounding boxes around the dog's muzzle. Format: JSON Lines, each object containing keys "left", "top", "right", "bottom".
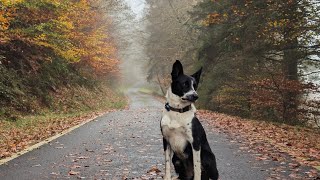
{"left": 182, "top": 94, "right": 198, "bottom": 102}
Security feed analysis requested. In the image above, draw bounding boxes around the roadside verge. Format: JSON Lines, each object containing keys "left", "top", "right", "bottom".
{"left": 0, "top": 111, "right": 111, "bottom": 165}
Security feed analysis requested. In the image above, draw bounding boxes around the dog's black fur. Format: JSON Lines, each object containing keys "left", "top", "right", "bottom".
{"left": 170, "top": 118, "right": 219, "bottom": 180}
{"left": 161, "top": 60, "right": 219, "bottom": 180}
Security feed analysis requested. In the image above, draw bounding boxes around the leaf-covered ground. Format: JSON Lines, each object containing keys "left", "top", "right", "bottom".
{"left": 0, "top": 111, "right": 107, "bottom": 159}
{"left": 1, "top": 90, "right": 319, "bottom": 179}
{"left": 0, "top": 86, "right": 127, "bottom": 159}
{"left": 198, "top": 110, "right": 320, "bottom": 179}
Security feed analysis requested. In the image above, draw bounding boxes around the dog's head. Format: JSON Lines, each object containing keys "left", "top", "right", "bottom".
{"left": 171, "top": 60, "right": 202, "bottom": 103}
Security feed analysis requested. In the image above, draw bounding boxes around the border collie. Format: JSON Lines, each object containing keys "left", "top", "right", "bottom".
{"left": 160, "top": 60, "right": 219, "bottom": 180}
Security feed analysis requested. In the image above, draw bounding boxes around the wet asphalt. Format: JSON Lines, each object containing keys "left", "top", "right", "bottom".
{"left": 0, "top": 89, "right": 281, "bottom": 180}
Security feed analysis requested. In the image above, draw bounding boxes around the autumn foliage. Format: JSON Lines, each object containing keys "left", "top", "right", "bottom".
{"left": 1, "top": 0, "right": 118, "bottom": 72}
{"left": 0, "top": 0, "right": 120, "bottom": 116}
{"left": 193, "top": 0, "right": 320, "bottom": 126}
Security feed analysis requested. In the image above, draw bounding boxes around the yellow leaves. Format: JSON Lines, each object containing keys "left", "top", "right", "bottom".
{"left": 59, "top": 49, "right": 83, "bottom": 62}
{"left": 268, "top": 19, "right": 289, "bottom": 28}
{"left": 0, "top": 2, "right": 18, "bottom": 43}
{"left": 59, "top": 1, "right": 119, "bottom": 73}
{"left": 57, "top": 18, "right": 74, "bottom": 30}
{"left": 1, "top": 0, "right": 119, "bottom": 75}
{"left": 34, "top": 33, "right": 47, "bottom": 41}
{"left": 223, "top": 13, "right": 228, "bottom": 18}
{"left": 1, "top": 0, "right": 24, "bottom": 6}
{"left": 49, "top": 0, "right": 61, "bottom": 6}
{"left": 33, "top": 40, "right": 51, "bottom": 48}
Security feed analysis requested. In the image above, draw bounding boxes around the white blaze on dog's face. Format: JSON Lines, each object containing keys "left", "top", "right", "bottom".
{"left": 170, "top": 60, "right": 202, "bottom": 103}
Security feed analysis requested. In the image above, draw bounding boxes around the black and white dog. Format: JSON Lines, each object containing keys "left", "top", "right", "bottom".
{"left": 160, "top": 60, "right": 219, "bottom": 180}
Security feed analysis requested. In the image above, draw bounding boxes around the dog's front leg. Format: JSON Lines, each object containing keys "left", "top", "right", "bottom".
{"left": 163, "top": 138, "right": 172, "bottom": 180}
{"left": 192, "top": 146, "right": 201, "bottom": 180}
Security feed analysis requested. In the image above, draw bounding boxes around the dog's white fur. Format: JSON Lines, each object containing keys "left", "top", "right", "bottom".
{"left": 181, "top": 81, "right": 198, "bottom": 102}
{"left": 161, "top": 87, "right": 201, "bottom": 180}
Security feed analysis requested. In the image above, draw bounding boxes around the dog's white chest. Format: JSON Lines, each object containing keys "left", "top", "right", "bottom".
{"left": 161, "top": 111, "right": 194, "bottom": 157}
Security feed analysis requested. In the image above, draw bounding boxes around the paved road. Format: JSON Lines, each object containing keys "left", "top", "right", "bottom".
{"left": 0, "top": 89, "right": 274, "bottom": 180}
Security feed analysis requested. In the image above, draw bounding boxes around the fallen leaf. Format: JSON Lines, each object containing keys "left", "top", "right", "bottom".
{"left": 68, "top": 170, "right": 80, "bottom": 175}
{"left": 71, "top": 165, "right": 81, "bottom": 169}
{"left": 147, "top": 166, "right": 161, "bottom": 174}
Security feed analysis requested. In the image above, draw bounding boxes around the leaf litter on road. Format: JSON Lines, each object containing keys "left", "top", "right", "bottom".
{"left": 198, "top": 110, "right": 320, "bottom": 179}
{"left": 0, "top": 111, "right": 113, "bottom": 159}
{"left": 68, "top": 170, "right": 80, "bottom": 175}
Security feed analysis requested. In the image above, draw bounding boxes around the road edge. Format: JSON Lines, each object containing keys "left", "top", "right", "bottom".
{"left": 0, "top": 112, "right": 108, "bottom": 166}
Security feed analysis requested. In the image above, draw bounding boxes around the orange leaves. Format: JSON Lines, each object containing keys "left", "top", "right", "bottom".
{"left": 57, "top": 0, "right": 119, "bottom": 74}
{"left": 0, "top": 1, "right": 17, "bottom": 40}
{"left": 203, "top": 13, "right": 222, "bottom": 26}
{"left": 250, "top": 77, "right": 303, "bottom": 106}
{"left": 0, "top": 10, "right": 10, "bottom": 31}
{"left": 1, "top": 0, "right": 119, "bottom": 75}
{"left": 250, "top": 78, "right": 296, "bottom": 121}
{"left": 203, "top": 2, "right": 247, "bottom": 26}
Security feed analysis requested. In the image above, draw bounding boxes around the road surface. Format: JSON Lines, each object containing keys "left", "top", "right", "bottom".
{"left": 0, "top": 88, "right": 307, "bottom": 179}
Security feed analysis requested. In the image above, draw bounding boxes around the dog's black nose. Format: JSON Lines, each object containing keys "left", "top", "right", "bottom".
{"left": 192, "top": 94, "right": 199, "bottom": 101}
{"left": 187, "top": 94, "right": 198, "bottom": 102}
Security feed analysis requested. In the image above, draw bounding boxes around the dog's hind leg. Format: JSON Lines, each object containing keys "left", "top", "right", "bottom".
{"left": 201, "top": 148, "right": 219, "bottom": 180}
{"left": 163, "top": 138, "right": 172, "bottom": 180}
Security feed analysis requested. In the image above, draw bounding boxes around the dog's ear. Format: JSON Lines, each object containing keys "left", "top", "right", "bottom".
{"left": 192, "top": 67, "right": 202, "bottom": 84}
{"left": 171, "top": 60, "right": 184, "bottom": 80}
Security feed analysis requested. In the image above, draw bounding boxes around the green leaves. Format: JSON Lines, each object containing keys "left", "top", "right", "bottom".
{"left": 192, "top": 0, "right": 320, "bottom": 124}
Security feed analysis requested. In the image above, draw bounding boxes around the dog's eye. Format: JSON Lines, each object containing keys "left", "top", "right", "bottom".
{"left": 193, "top": 83, "right": 198, "bottom": 90}
{"left": 184, "top": 81, "right": 189, "bottom": 87}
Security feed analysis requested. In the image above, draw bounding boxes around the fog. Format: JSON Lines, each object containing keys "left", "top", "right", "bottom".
{"left": 117, "top": 0, "right": 150, "bottom": 90}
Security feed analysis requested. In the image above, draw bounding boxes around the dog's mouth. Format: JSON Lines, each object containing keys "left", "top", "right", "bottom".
{"left": 182, "top": 95, "right": 199, "bottom": 102}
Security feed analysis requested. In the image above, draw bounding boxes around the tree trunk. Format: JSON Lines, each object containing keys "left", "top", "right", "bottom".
{"left": 282, "top": 41, "right": 299, "bottom": 124}
{"left": 156, "top": 73, "right": 166, "bottom": 95}
{"left": 281, "top": 1, "right": 300, "bottom": 124}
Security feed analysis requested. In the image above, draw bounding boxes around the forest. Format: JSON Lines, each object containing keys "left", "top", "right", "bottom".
{"left": 0, "top": 0, "right": 125, "bottom": 119}
{"left": 0, "top": 0, "right": 319, "bottom": 179}
{"left": 2, "top": 0, "right": 319, "bottom": 127}
{"left": 0, "top": 0, "right": 128, "bottom": 158}
{"left": 145, "top": 0, "right": 320, "bottom": 127}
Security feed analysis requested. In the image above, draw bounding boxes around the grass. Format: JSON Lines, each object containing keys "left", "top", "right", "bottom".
{"left": 138, "top": 87, "right": 154, "bottom": 94}
{"left": 0, "top": 84, "right": 127, "bottom": 159}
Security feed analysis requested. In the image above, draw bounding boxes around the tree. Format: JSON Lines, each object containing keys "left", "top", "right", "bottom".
{"left": 0, "top": 0, "right": 122, "bottom": 115}
{"left": 192, "top": 0, "right": 320, "bottom": 124}
{"left": 145, "top": 0, "right": 200, "bottom": 93}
